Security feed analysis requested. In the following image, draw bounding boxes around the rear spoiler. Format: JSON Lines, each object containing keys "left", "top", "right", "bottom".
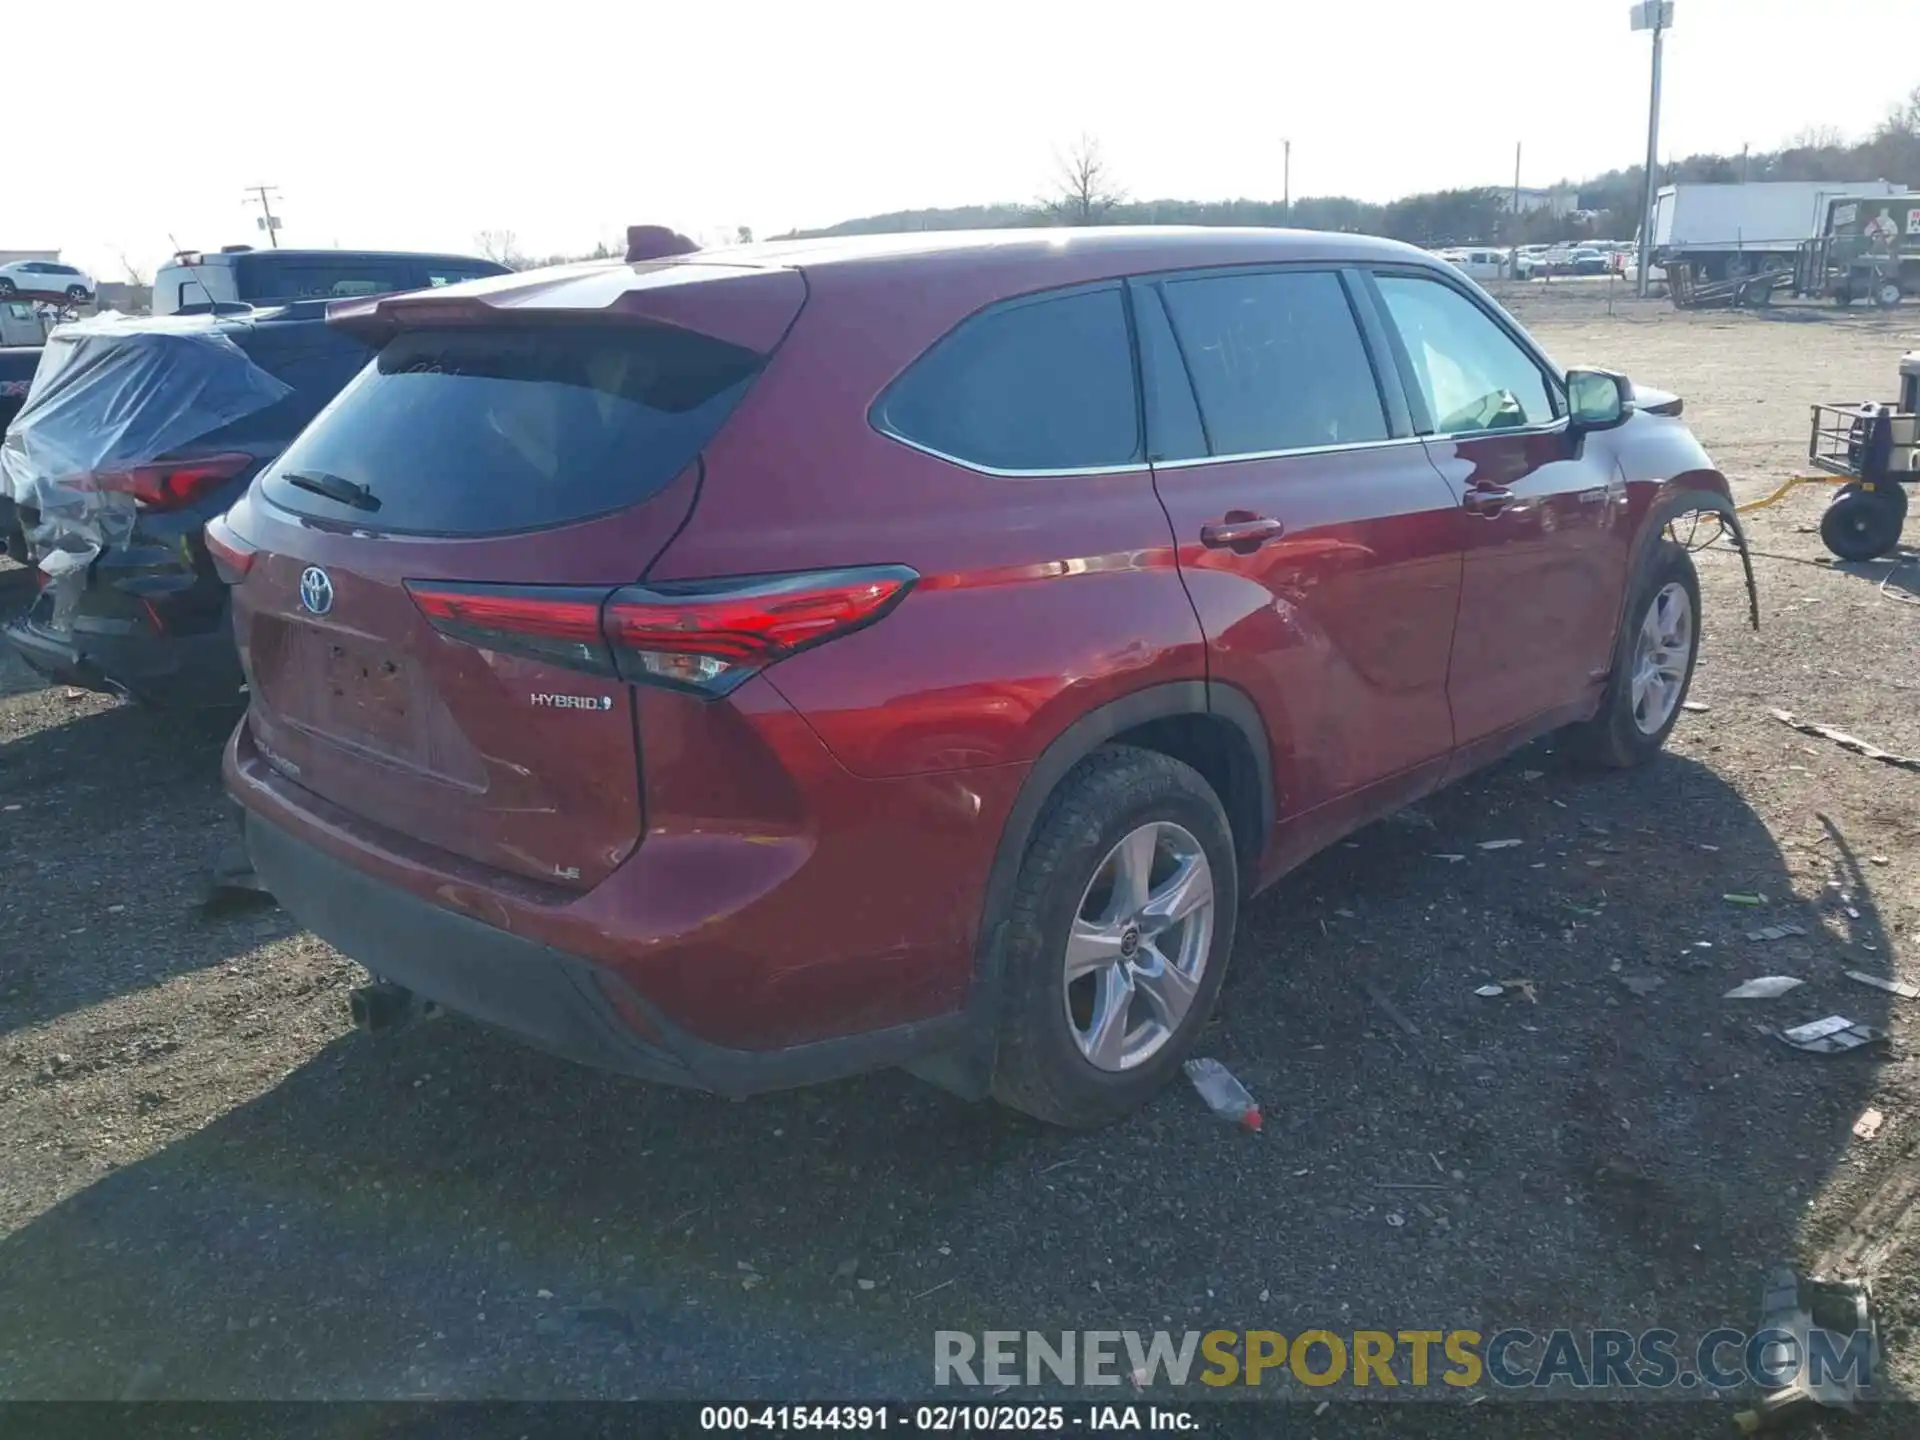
{"left": 326, "top": 261, "right": 804, "bottom": 355}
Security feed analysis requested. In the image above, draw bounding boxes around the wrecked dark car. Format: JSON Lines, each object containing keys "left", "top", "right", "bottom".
{"left": 1, "top": 300, "right": 434, "bottom": 707}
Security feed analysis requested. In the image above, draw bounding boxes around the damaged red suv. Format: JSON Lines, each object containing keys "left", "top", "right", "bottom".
{"left": 217, "top": 230, "right": 1754, "bottom": 1126}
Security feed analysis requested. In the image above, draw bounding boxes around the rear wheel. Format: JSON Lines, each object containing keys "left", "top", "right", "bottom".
{"left": 1821, "top": 484, "right": 1906, "bottom": 561}
{"left": 1875, "top": 280, "right": 1904, "bottom": 309}
{"left": 991, "top": 746, "right": 1238, "bottom": 1128}
{"left": 1568, "top": 542, "right": 1700, "bottom": 768}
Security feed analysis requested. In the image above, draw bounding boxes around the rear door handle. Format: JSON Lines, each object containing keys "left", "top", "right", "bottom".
{"left": 1200, "top": 514, "right": 1286, "bottom": 552}
{"left": 1461, "top": 486, "right": 1515, "bottom": 516}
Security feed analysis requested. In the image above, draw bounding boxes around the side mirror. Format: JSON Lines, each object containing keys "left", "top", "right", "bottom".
{"left": 1567, "top": 368, "right": 1633, "bottom": 431}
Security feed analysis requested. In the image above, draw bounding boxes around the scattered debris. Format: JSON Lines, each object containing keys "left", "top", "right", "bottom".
{"left": 1498, "top": 978, "right": 1539, "bottom": 1004}
{"left": 1723, "top": 893, "right": 1768, "bottom": 907}
{"left": 62, "top": 687, "right": 85, "bottom": 702}
{"left": 1776, "top": 1015, "right": 1887, "bottom": 1056}
{"left": 1433, "top": 853, "right": 1467, "bottom": 863}
{"left": 1870, "top": 855, "right": 1890, "bottom": 866}
{"left": 911, "top": 1278, "right": 956, "bottom": 1302}
{"left": 1730, "top": 1267, "right": 1875, "bottom": 1432}
{"left": 1520, "top": 769, "right": 1545, "bottom": 781}
{"left": 1477, "top": 839, "right": 1523, "bottom": 850}
{"left": 1748, "top": 923, "right": 1809, "bottom": 942}
{"left": 1184, "top": 1058, "right": 1263, "bottom": 1131}
{"left": 1681, "top": 700, "right": 1710, "bottom": 712}
{"left": 1725, "top": 976, "right": 1806, "bottom": 1000}
{"left": 1473, "top": 983, "right": 1508, "bottom": 998}
{"left": 1770, "top": 710, "right": 1920, "bottom": 773}
{"left": 1387, "top": 807, "right": 1435, "bottom": 831}
{"left": 1845, "top": 970, "right": 1920, "bottom": 1001}
{"left": 1385, "top": 1212, "right": 1406, "bottom": 1228}
{"left": 1617, "top": 974, "right": 1665, "bottom": 997}
{"left": 1359, "top": 979, "right": 1423, "bottom": 1037}
{"left": 1853, "top": 1108, "right": 1886, "bottom": 1142}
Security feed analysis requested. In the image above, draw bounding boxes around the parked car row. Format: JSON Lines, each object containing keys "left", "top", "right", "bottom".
{"left": 6, "top": 227, "right": 1756, "bottom": 1126}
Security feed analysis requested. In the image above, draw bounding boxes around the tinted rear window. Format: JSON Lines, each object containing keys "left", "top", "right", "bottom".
{"left": 260, "top": 325, "right": 762, "bottom": 535}
{"left": 874, "top": 285, "right": 1140, "bottom": 472}
{"left": 235, "top": 255, "right": 417, "bottom": 303}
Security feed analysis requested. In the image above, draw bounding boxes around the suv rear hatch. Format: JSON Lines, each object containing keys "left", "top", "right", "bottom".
{"left": 225, "top": 263, "right": 805, "bottom": 890}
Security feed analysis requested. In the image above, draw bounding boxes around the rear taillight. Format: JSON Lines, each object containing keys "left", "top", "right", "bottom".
{"left": 604, "top": 568, "right": 916, "bottom": 693}
{"left": 407, "top": 584, "right": 614, "bottom": 676}
{"left": 204, "top": 512, "right": 256, "bottom": 583}
{"left": 407, "top": 566, "right": 916, "bottom": 696}
{"left": 75, "top": 452, "right": 252, "bottom": 511}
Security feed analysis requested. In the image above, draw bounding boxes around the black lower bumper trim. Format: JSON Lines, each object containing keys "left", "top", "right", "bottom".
{"left": 245, "top": 812, "right": 969, "bottom": 1098}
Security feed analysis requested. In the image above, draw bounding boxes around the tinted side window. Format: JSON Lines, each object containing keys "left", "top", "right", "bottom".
{"left": 1374, "top": 274, "right": 1555, "bottom": 433}
{"left": 875, "top": 286, "right": 1140, "bottom": 472}
{"left": 1132, "top": 283, "right": 1208, "bottom": 463}
{"left": 422, "top": 261, "right": 509, "bottom": 288}
{"left": 1159, "top": 270, "right": 1388, "bottom": 455}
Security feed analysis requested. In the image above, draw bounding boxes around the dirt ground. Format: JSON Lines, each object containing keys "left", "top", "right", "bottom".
{"left": 3, "top": 287, "right": 1920, "bottom": 1431}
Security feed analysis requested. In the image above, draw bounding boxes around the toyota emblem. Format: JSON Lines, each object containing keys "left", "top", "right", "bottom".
{"left": 298, "top": 566, "right": 334, "bottom": 616}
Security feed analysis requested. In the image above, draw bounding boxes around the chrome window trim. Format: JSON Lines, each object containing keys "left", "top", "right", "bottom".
{"left": 1151, "top": 434, "right": 1431, "bottom": 472}
{"left": 876, "top": 427, "right": 1153, "bottom": 479}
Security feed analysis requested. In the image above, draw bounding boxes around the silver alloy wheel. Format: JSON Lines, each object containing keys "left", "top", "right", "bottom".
{"left": 1063, "top": 820, "right": 1215, "bottom": 1072}
{"left": 1630, "top": 580, "right": 1693, "bottom": 735}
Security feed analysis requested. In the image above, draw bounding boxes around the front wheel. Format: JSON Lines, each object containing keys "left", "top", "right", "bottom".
{"left": 1568, "top": 542, "right": 1701, "bottom": 768}
{"left": 65, "top": 285, "right": 88, "bottom": 304}
{"left": 0, "top": 279, "right": 14, "bottom": 297}
{"left": 991, "top": 746, "right": 1239, "bottom": 1128}
{"left": 1875, "top": 280, "right": 1903, "bottom": 310}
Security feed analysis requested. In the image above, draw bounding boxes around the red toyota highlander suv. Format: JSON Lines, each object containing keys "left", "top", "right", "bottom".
{"left": 214, "top": 229, "right": 1754, "bottom": 1127}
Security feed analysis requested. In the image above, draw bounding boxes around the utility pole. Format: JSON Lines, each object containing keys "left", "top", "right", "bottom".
{"left": 1282, "top": 138, "right": 1292, "bottom": 224}
{"left": 245, "top": 185, "right": 284, "bottom": 248}
{"left": 1631, "top": 1, "right": 1673, "bottom": 298}
{"left": 1511, "top": 140, "right": 1522, "bottom": 276}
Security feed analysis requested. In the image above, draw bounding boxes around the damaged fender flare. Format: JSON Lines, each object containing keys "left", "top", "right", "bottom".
{"left": 1630, "top": 479, "right": 1760, "bottom": 632}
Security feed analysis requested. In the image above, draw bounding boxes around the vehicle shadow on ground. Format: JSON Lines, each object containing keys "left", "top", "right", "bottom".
{"left": 0, "top": 750, "right": 1893, "bottom": 1402}
{"left": 0, "top": 700, "right": 292, "bottom": 1035}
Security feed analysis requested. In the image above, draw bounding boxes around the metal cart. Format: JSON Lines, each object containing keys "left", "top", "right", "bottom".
{"left": 1805, "top": 353, "right": 1920, "bottom": 559}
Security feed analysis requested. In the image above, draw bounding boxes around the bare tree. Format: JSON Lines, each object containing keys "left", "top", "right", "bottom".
{"left": 1041, "top": 134, "right": 1124, "bottom": 226}
{"left": 115, "top": 250, "right": 150, "bottom": 286}
{"left": 474, "top": 229, "right": 524, "bottom": 267}
{"left": 1785, "top": 124, "right": 1847, "bottom": 151}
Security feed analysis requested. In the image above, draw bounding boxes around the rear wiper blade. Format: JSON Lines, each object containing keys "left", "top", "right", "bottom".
{"left": 284, "top": 469, "right": 380, "bottom": 512}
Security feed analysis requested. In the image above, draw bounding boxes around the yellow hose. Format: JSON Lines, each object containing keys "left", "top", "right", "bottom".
{"left": 1735, "top": 474, "right": 1849, "bottom": 513}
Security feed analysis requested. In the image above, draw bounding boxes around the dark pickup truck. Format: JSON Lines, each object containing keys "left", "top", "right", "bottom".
{"left": 0, "top": 249, "right": 510, "bottom": 706}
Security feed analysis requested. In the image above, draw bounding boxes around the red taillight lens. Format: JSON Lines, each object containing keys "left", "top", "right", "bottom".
{"left": 406, "top": 566, "right": 916, "bottom": 695}
{"left": 204, "top": 512, "right": 256, "bottom": 584}
{"left": 407, "top": 583, "right": 617, "bottom": 676}
{"left": 604, "top": 567, "right": 916, "bottom": 693}
{"left": 77, "top": 452, "right": 253, "bottom": 510}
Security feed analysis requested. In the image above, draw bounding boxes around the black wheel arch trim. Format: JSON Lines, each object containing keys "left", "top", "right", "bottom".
{"left": 1629, "top": 481, "right": 1759, "bottom": 632}
{"left": 908, "top": 679, "right": 1272, "bottom": 1100}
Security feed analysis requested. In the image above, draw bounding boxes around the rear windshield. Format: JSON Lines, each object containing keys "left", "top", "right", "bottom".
{"left": 260, "top": 325, "right": 762, "bottom": 535}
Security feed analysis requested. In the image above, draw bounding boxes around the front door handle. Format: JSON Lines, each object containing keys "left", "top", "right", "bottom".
{"left": 1200, "top": 514, "right": 1286, "bottom": 552}
{"left": 1462, "top": 486, "right": 1515, "bottom": 516}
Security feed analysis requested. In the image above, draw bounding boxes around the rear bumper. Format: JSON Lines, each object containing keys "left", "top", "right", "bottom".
{"left": 3, "top": 607, "right": 243, "bottom": 708}
{"left": 243, "top": 805, "right": 971, "bottom": 1099}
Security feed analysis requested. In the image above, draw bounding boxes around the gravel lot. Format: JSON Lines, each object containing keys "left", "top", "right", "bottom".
{"left": 3, "top": 288, "right": 1920, "bottom": 1429}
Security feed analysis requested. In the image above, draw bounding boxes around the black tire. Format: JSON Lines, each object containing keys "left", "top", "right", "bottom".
{"left": 1567, "top": 542, "right": 1701, "bottom": 769}
{"left": 65, "top": 285, "right": 87, "bottom": 304}
{"left": 990, "top": 745, "right": 1239, "bottom": 1129}
{"left": 1821, "top": 484, "right": 1905, "bottom": 561}
{"left": 1874, "top": 280, "right": 1903, "bottom": 310}
{"left": 0, "top": 278, "right": 14, "bottom": 296}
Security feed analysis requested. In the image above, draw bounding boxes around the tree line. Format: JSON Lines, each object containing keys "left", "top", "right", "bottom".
{"left": 785, "top": 87, "right": 1920, "bottom": 249}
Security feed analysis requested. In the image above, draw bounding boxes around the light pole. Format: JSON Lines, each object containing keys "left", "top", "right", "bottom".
{"left": 1283, "top": 138, "right": 1292, "bottom": 224}
{"left": 1631, "top": 1, "right": 1673, "bottom": 297}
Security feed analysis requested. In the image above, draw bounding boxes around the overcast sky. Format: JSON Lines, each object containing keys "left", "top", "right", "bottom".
{"left": 19, "top": 0, "right": 1917, "bottom": 279}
